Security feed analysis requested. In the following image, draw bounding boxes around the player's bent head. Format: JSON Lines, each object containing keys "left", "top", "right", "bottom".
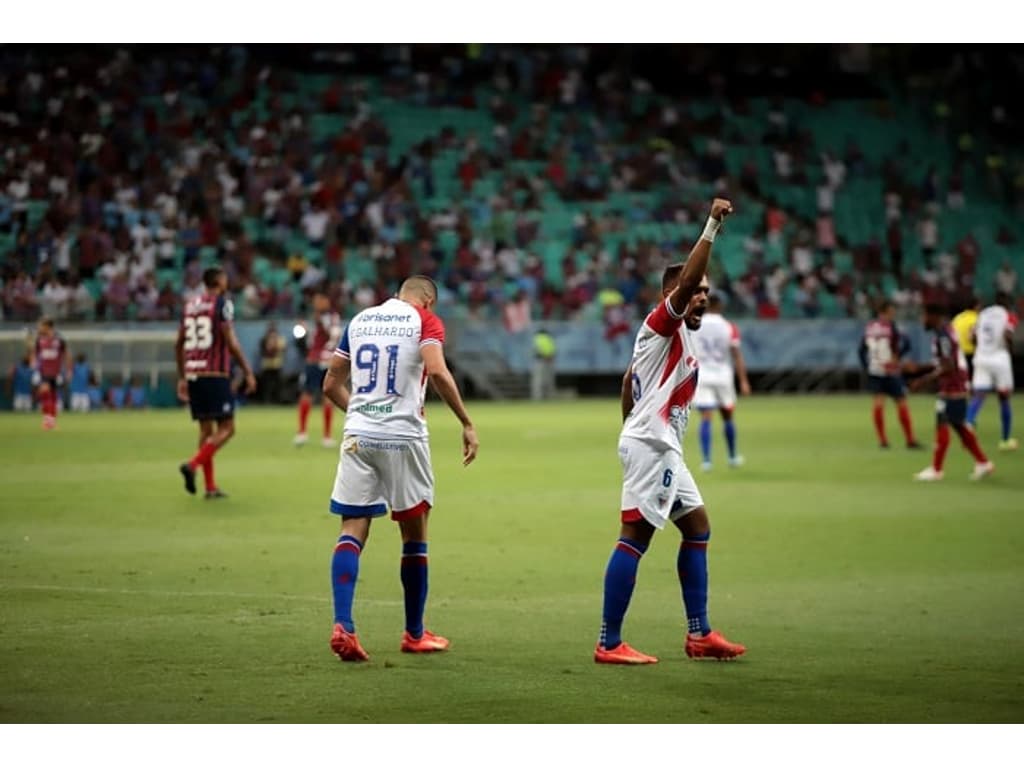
{"left": 38, "top": 316, "right": 54, "bottom": 333}
{"left": 399, "top": 275, "right": 438, "bottom": 308}
{"left": 707, "top": 293, "right": 724, "bottom": 312}
{"left": 203, "top": 267, "right": 226, "bottom": 291}
{"left": 995, "top": 291, "right": 1012, "bottom": 309}
{"left": 878, "top": 298, "right": 895, "bottom": 318}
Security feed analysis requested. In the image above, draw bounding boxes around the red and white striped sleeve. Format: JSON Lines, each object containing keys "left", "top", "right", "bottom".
{"left": 729, "top": 321, "right": 741, "bottom": 347}
{"left": 416, "top": 306, "right": 446, "bottom": 348}
{"left": 644, "top": 297, "right": 683, "bottom": 338}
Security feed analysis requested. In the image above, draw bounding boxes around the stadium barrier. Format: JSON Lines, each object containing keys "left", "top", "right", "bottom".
{"left": 1, "top": 319, "right": 1019, "bottom": 407}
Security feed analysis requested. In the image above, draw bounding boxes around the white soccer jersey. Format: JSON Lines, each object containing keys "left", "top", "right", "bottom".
{"left": 974, "top": 305, "right": 1017, "bottom": 358}
{"left": 620, "top": 297, "right": 700, "bottom": 455}
{"left": 694, "top": 312, "right": 739, "bottom": 385}
{"left": 335, "top": 297, "right": 445, "bottom": 440}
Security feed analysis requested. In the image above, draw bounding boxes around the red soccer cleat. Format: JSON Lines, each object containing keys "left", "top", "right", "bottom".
{"left": 330, "top": 624, "right": 369, "bottom": 662}
{"left": 685, "top": 630, "right": 746, "bottom": 660}
{"left": 594, "top": 642, "right": 659, "bottom": 665}
{"left": 400, "top": 629, "right": 450, "bottom": 653}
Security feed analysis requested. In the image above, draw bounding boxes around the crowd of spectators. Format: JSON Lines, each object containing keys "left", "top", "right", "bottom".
{"left": 1, "top": 44, "right": 1020, "bottom": 332}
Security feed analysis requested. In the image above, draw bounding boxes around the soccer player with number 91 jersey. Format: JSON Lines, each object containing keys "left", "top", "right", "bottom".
{"left": 323, "top": 276, "right": 479, "bottom": 662}
{"left": 595, "top": 199, "right": 746, "bottom": 665}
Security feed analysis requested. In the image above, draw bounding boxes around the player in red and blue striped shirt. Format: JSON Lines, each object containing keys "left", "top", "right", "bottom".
{"left": 176, "top": 268, "right": 257, "bottom": 498}
{"left": 910, "top": 304, "right": 993, "bottom": 482}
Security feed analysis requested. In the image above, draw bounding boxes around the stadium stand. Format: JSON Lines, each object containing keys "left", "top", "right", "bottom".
{"left": 1, "top": 44, "right": 1021, "bottom": 331}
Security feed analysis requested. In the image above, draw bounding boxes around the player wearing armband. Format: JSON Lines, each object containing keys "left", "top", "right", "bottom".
{"left": 595, "top": 199, "right": 746, "bottom": 665}
{"left": 323, "top": 276, "right": 479, "bottom": 662}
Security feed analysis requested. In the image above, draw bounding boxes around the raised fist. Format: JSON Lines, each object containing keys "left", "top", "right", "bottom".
{"left": 711, "top": 198, "right": 734, "bottom": 221}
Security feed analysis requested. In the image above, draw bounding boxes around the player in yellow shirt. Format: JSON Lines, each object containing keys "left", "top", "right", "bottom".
{"left": 951, "top": 296, "right": 980, "bottom": 380}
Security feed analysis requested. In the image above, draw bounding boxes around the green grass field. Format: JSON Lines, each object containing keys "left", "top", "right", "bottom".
{"left": 1, "top": 395, "right": 1022, "bottom": 723}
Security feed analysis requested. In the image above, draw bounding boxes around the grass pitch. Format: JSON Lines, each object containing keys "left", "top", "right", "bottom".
{"left": 1, "top": 395, "right": 1022, "bottom": 723}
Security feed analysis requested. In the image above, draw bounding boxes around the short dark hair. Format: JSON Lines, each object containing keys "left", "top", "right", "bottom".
{"left": 203, "top": 267, "right": 224, "bottom": 289}
{"left": 879, "top": 299, "right": 894, "bottom": 313}
{"left": 924, "top": 303, "right": 947, "bottom": 317}
{"left": 39, "top": 316, "right": 54, "bottom": 329}
{"left": 995, "top": 291, "right": 1013, "bottom": 308}
{"left": 661, "top": 264, "right": 684, "bottom": 292}
{"left": 707, "top": 293, "right": 724, "bottom": 310}
{"left": 399, "top": 275, "right": 438, "bottom": 302}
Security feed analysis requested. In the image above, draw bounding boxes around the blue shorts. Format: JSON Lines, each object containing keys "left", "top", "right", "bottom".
{"left": 301, "top": 363, "right": 327, "bottom": 395}
{"left": 188, "top": 377, "right": 234, "bottom": 421}
{"left": 936, "top": 397, "right": 967, "bottom": 427}
{"left": 867, "top": 375, "right": 906, "bottom": 399}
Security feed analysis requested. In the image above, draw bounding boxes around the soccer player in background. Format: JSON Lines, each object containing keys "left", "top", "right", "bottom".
{"left": 322, "top": 275, "right": 479, "bottom": 662}
{"left": 967, "top": 292, "right": 1018, "bottom": 451}
{"left": 10, "top": 354, "right": 35, "bottom": 412}
{"left": 859, "top": 300, "right": 922, "bottom": 450}
{"left": 596, "top": 198, "right": 745, "bottom": 665}
{"left": 70, "top": 354, "right": 92, "bottom": 412}
{"left": 294, "top": 292, "right": 342, "bottom": 448}
{"left": 176, "top": 267, "right": 257, "bottom": 499}
{"left": 30, "top": 317, "right": 69, "bottom": 430}
{"left": 693, "top": 293, "right": 752, "bottom": 471}
{"left": 951, "top": 295, "right": 981, "bottom": 380}
{"left": 911, "top": 304, "right": 994, "bottom": 481}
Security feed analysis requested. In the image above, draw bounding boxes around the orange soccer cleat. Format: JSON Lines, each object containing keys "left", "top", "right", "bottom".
{"left": 594, "top": 641, "right": 659, "bottom": 665}
{"left": 330, "top": 624, "right": 369, "bottom": 662}
{"left": 685, "top": 630, "right": 746, "bottom": 660}
{"left": 400, "top": 629, "right": 450, "bottom": 653}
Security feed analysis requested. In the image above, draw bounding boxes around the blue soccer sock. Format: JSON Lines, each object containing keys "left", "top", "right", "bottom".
{"left": 331, "top": 534, "right": 363, "bottom": 632}
{"left": 699, "top": 418, "right": 712, "bottom": 463}
{"left": 678, "top": 531, "right": 711, "bottom": 636}
{"left": 600, "top": 537, "right": 648, "bottom": 649}
{"left": 967, "top": 394, "right": 985, "bottom": 426}
{"left": 723, "top": 419, "right": 737, "bottom": 459}
{"left": 401, "top": 541, "right": 429, "bottom": 638}
{"left": 999, "top": 396, "right": 1012, "bottom": 441}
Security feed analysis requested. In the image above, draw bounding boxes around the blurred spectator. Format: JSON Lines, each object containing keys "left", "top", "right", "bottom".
{"left": 502, "top": 289, "right": 532, "bottom": 334}
{"left": 86, "top": 373, "right": 103, "bottom": 411}
{"left": 886, "top": 221, "right": 904, "bottom": 279}
{"left": 995, "top": 260, "right": 1018, "bottom": 295}
{"left": 531, "top": 327, "right": 557, "bottom": 401}
{"left": 919, "top": 216, "right": 939, "bottom": 262}
{"left": 258, "top": 321, "right": 287, "bottom": 404}
{"left": 10, "top": 354, "right": 35, "bottom": 412}
{"left": 40, "top": 276, "right": 70, "bottom": 320}
{"left": 70, "top": 354, "right": 92, "bottom": 412}
{"left": 127, "top": 375, "right": 148, "bottom": 408}
{"left": 106, "top": 375, "right": 127, "bottom": 409}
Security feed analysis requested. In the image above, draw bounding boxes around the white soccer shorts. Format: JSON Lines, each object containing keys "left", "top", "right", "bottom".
{"left": 330, "top": 434, "right": 435, "bottom": 520}
{"left": 70, "top": 393, "right": 91, "bottom": 412}
{"left": 618, "top": 436, "right": 704, "bottom": 529}
{"left": 694, "top": 378, "right": 737, "bottom": 410}
{"left": 972, "top": 352, "right": 1014, "bottom": 393}
{"left": 13, "top": 394, "right": 32, "bottom": 412}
